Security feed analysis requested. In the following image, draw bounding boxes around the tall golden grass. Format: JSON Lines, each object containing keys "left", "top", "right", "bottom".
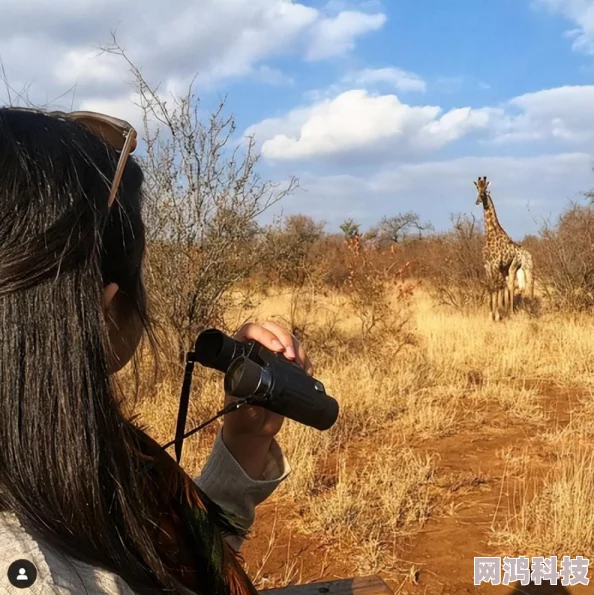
{"left": 129, "top": 284, "right": 594, "bottom": 585}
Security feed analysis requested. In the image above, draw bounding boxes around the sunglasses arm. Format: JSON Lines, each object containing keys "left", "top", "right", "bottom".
{"left": 107, "top": 129, "right": 138, "bottom": 208}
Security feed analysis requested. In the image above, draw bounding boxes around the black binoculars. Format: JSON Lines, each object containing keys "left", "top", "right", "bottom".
{"left": 193, "top": 328, "right": 339, "bottom": 431}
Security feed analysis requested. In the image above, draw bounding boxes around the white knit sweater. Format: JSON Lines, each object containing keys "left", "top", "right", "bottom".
{"left": 0, "top": 431, "right": 291, "bottom": 594}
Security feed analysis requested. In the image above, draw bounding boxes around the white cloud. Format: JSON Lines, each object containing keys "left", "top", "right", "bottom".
{"left": 265, "top": 152, "right": 594, "bottom": 237}
{"left": 0, "top": 0, "right": 386, "bottom": 111}
{"left": 532, "top": 0, "right": 594, "bottom": 54}
{"left": 248, "top": 84, "right": 594, "bottom": 164}
{"left": 53, "top": 49, "right": 127, "bottom": 95}
{"left": 343, "top": 67, "right": 426, "bottom": 92}
{"left": 418, "top": 107, "right": 492, "bottom": 148}
{"left": 368, "top": 152, "right": 591, "bottom": 201}
{"left": 78, "top": 94, "right": 146, "bottom": 134}
{"left": 306, "top": 11, "right": 387, "bottom": 60}
{"left": 493, "top": 85, "right": 594, "bottom": 144}
{"left": 251, "top": 89, "right": 494, "bottom": 162}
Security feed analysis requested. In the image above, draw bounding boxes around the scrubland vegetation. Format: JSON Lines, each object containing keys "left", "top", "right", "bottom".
{"left": 116, "top": 60, "right": 594, "bottom": 593}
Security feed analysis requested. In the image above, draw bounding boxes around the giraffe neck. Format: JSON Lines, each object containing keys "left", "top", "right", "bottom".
{"left": 482, "top": 195, "right": 509, "bottom": 242}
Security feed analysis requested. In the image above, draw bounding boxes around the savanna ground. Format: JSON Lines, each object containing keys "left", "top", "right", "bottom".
{"left": 97, "top": 63, "right": 594, "bottom": 595}
{"left": 131, "top": 282, "right": 594, "bottom": 595}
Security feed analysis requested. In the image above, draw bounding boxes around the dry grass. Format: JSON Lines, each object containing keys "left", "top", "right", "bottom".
{"left": 492, "top": 391, "right": 594, "bottom": 560}
{"left": 302, "top": 444, "right": 436, "bottom": 570}
{"left": 492, "top": 443, "right": 594, "bottom": 558}
{"left": 128, "top": 285, "right": 594, "bottom": 582}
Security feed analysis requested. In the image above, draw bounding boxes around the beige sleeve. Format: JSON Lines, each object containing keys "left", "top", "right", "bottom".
{"left": 194, "top": 430, "right": 291, "bottom": 551}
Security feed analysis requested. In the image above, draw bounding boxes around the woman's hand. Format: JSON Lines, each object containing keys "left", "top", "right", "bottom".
{"left": 220, "top": 320, "right": 312, "bottom": 479}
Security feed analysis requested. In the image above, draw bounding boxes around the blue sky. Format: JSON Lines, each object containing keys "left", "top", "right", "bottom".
{"left": 3, "top": 0, "right": 594, "bottom": 239}
{"left": 225, "top": 0, "right": 587, "bottom": 125}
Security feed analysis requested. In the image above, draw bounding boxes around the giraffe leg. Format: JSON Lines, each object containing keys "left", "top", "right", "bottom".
{"left": 508, "top": 262, "right": 519, "bottom": 316}
{"left": 486, "top": 265, "right": 504, "bottom": 322}
{"left": 501, "top": 281, "right": 508, "bottom": 312}
{"left": 490, "top": 287, "right": 500, "bottom": 322}
{"left": 496, "top": 287, "right": 503, "bottom": 321}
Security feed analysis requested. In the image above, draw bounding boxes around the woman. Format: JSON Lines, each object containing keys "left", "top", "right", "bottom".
{"left": 0, "top": 107, "right": 311, "bottom": 594}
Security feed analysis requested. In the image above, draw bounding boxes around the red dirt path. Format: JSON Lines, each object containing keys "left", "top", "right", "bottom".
{"left": 242, "top": 387, "right": 593, "bottom": 595}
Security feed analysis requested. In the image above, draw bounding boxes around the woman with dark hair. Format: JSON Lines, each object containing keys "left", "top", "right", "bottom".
{"left": 0, "top": 107, "right": 311, "bottom": 594}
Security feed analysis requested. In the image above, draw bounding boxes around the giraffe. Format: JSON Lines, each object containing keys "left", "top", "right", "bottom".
{"left": 474, "top": 176, "right": 533, "bottom": 320}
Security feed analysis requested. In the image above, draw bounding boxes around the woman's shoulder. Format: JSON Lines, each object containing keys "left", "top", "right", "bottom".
{"left": 0, "top": 512, "right": 138, "bottom": 594}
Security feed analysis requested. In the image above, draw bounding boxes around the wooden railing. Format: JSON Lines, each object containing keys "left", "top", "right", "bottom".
{"left": 260, "top": 575, "right": 394, "bottom": 595}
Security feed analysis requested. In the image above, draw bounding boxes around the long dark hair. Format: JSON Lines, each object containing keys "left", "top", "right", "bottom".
{"left": 0, "top": 107, "right": 244, "bottom": 594}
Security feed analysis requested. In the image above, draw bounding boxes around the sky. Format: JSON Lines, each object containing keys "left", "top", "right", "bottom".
{"left": 2, "top": 0, "right": 594, "bottom": 240}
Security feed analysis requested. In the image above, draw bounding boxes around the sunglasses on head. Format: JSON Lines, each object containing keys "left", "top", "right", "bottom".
{"left": 16, "top": 108, "right": 138, "bottom": 208}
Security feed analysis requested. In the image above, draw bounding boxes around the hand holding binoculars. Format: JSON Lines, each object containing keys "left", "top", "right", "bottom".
{"left": 166, "top": 328, "right": 339, "bottom": 462}
{"left": 192, "top": 329, "right": 339, "bottom": 431}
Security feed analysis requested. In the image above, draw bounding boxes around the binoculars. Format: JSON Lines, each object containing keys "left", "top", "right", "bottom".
{"left": 193, "top": 328, "right": 339, "bottom": 431}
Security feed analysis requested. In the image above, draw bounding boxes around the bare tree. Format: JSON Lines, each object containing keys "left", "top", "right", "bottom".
{"left": 374, "top": 212, "right": 433, "bottom": 247}
{"left": 536, "top": 203, "right": 594, "bottom": 311}
{"left": 102, "top": 40, "right": 298, "bottom": 361}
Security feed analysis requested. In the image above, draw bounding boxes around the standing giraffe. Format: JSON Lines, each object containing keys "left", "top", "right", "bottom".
{"left": 474, "top": 176, "right": 534, "bottom": 320}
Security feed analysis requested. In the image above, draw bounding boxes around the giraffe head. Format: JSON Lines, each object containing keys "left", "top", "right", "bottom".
{"left": 474, "top": 176, "right": 490, "bottom": 206}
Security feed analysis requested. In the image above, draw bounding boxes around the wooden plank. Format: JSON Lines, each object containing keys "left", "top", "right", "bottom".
{"left": 259, "top": 575, "right": 393, "bottom": 595}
